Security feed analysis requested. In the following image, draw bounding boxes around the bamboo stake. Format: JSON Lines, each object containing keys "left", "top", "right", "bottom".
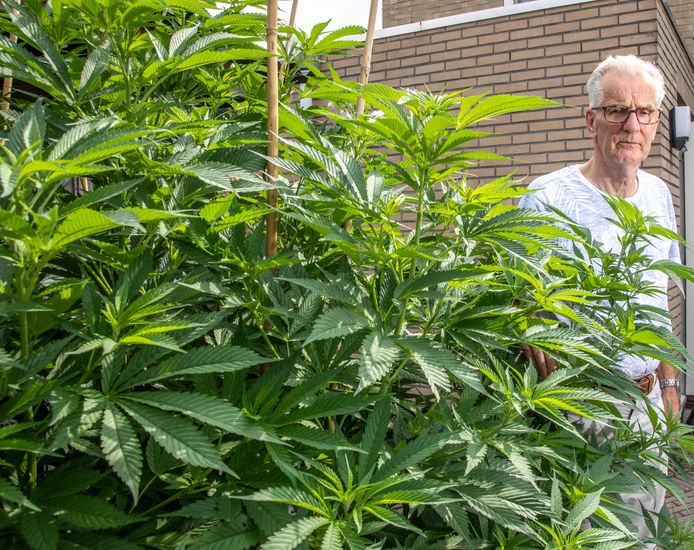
{"left": 344, "top": 0, "right": 379, "bottom": 232}
{"left": 356, "top": 0, "right": 379, "bottom": 117}
{"left": 278, "top": 0, "right": 299, "bottom": 83}
{"left": 265, "top": 0, "right": 280, "bottom": 259}
{"left": 1, "top": 2, "right": 20, "bottom": 111}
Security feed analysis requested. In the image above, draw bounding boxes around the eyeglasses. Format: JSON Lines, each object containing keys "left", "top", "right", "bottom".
{"left": 594, "top": 106, "right": 661, "bottom": 125}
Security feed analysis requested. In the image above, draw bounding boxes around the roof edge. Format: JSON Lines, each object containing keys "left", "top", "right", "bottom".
{"left": 373, "top": 0, "right": 596, "bottom": 40}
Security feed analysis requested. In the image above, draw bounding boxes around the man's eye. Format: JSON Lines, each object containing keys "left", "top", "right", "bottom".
{"left": 637, "top": 109, "right": 653, "bottom": 116}
{"left": 607, "top": 107, "right": 627, "bottom": 116}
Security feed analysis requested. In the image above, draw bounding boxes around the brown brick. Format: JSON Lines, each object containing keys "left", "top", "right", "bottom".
{"left": 430, "top": 29, "right": 463, "bottom": 43}
{"left": 431, "top": 49, "right": 464, "bottom": 62}
{"left": 479, "top": 31, "right": 509, "bottom": 46}
{"left": 599, "top": 2, "right": 634, "bottom": 16}
{"left": 546, "top": 22, "right": 581, "bottom": 36}
{"left": 415, "top": 62, "right": 445, "bottom": 74}
{"left": 510, "top": 47, "right": 545, "bottom": 61}
{"left": 447, "top": 37, "right": 479, "bottom": 51}
{"left": 565, "top": 7, "right": 599, "bottom": 22}
{"left": 528, "top": 34, "right": 561, "bottom": 48}
{"left": 387, "top": 67, "right": 415, "bottom": 79}
{"left": 416, "top": 43, "right": 443, "bottom": 56}
{"left": 495, "top": 18, "right": 529, "bottom": 33}
{"left": 374, "top": 59, "right": 401, "bottom": 71}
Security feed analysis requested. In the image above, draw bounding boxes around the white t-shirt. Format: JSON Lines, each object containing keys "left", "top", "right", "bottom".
{"left": 519, "top": 164, "right": 680, "bottom": 378}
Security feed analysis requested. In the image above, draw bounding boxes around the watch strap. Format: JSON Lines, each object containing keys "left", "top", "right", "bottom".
{"left": 659, "top": 378, "right": 680, "bottom": 389}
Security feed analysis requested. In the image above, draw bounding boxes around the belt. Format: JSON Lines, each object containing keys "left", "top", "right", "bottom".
{"left": 635, "top": 372, "right": 656, "bottom": 394}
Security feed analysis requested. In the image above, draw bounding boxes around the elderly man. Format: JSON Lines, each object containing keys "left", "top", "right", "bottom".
{"left": 519, "top": 55, "right": 681, "bottom": 546}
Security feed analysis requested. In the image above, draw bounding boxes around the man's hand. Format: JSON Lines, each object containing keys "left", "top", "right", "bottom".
{"left": 521, "top": 344, "right": 557, "bottom": 378}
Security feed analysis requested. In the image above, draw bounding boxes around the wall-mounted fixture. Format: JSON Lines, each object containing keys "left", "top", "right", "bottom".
{"left": 670, "top": 105, "right": 691, "bottom": 151}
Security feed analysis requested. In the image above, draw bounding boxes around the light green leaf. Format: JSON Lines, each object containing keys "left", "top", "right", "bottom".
{"left": 364, "top": 504, "right": 424, "bottom": 535}
{"left": 396, "top": 337, "right": 451, "bottom": 398}
{"left": 305, "top": 307, "right": 369, "bottom": 344}
{"left": 278, "top": 425, "right": 362, "bottom": 452}
{"left": 50, "top": 208, "right": 120, "bottom": 251}
{"left": 357, "top": 332, "right": 398, "bottom": 391}
{"left": 260, "top": 516, "right": 330, "bottom": 550}
{"left": 320, "top": 523, "right": 342, "bottom": 550}
{"left": 246, "top": 486, "right": 327, "bottom": 517}
{"left": 358, "top": 398, "right": 391, "bottom": 482}
{"left": 119, "top": 401, "right": 233, "bottom": 475}
{"left": 245, "top": 501, "right": 293, "bottom": 537}
{"left": 374, "top": 432, "right": 453, "bottom": 482}
{"left": 100, "top": 403, "right": 142, "bottom": 503}
{"left": 278, "top": 393, "right": 378, "bottom": 425}
{"left": 126, "top": 345, "right": 269, "bottom": 387}
{"left": 190, "top": 522, "right": 260, "bottom": 550}
{"left": 566, "top": 489, "right": 603, "bottom": 530}
{"left": 123, "top": 391, "right": 276, "bottom": 442}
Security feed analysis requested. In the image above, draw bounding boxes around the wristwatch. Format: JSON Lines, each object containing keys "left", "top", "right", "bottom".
{"left": 659, "top": 378, "right": 680, "bottom": 390}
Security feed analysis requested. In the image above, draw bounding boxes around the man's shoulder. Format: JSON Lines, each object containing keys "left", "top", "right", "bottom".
{"left": 526, "top": 165, "right": 581, "bottom": 192}
{"left": 637, "top": 169, "right": 669, "bottom": 192}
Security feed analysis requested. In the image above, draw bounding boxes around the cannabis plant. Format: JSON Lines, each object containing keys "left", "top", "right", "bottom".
{"left": 0, "top": 1, "right": 692, "bottom": 549}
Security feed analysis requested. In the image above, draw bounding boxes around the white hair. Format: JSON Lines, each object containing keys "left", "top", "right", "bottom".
{"left": 586, "top": 55, "right": 665, "bottom": 108}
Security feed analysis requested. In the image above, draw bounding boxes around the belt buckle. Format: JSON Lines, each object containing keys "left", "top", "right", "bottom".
{"left": 636, "top": 373, "right": 655, "bottom": 394}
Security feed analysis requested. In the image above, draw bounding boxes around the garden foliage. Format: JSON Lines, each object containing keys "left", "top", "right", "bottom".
{"left": 0, "top": 0, "right": 693, "bottom": 548}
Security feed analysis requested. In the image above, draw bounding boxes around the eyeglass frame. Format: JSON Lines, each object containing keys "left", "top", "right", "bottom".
{"left": 592, "top": 105, "right": 661, "bottom": 125}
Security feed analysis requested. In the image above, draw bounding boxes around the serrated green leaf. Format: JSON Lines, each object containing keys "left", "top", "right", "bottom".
{"left": 398, "top": 336, "right": 484, "bottom": 393}
{"left": 162, "top": 494, "right": 241, "bottom": 519}
{"left": 363, "top": 504, "right": 424, "bottom": 535}
{"left": 566, "top": 489, "right": 603, "bottom": 530}
{"left": 320, "top": 523, "right": 341, "bottom": 550}
{"left": 245, "top": 486, "right": 327, "bottom": 517}
{"left": 305, "top": 307, "right": 369, "bottom": 344}
{"left": 125, "top": 345, "right": 269, "bottom": 387}
{"left": 357, "top": 332, "right": 398, "bottom": 391}
{"left": 260, "top": 516, "right": 330, "bottom": 550}
{"left": 190, "top": 521, "right": 260, "bottom": 550}
{"left": 50, "top": 208, "right": 120, "bottom": 251}
{"left": 49, "top": 495, "right": 137, "bottom": 530}
{"left": 100, "top": 403, "right": 142, "bottom": 503}
{"left": 278, "top": 424, "right": 361, "bottom": 452}
{"left": 278, "top": 393, "right": 378, "bottom": 425}
{"left": 19, "top": 512, "right": 58, "bottom": 550}
{"left": 245, "top": 501, "right": 293, "bottom": 537}
{"left": 119, "top": 401, "right": 233, "bottom": 475}
{"left": 396, "top": 337, "right": 451, "bottom": 398}
{"left": 0, "top": 477, "right": 40, "bottom": 511}
{"left": 122, "top": 391, "right": 276, "bottom": 442}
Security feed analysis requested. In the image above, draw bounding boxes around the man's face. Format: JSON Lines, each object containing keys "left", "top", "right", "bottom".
{"left": 586, "top": 71, "right": 660, "bottom": 170}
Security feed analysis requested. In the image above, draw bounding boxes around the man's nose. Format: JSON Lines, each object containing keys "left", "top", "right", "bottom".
{"left": 623, "top": 110, "right": 641, "bottom": 131}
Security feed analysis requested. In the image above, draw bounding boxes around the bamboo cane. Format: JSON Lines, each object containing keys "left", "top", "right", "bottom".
{"left": 356, "top": 0, "right": 379, "bottom": 117}
{"left": 1, "top": 2, "right": 20, "bottom": 111}
{"left": 265, "top": 0, "right": 280, "bottom": 259}
{"left": 344, "top": 0, "right": 379, "bottom": 232}
{"left": 278, "top": 0, "right": 299, "bottom": 83}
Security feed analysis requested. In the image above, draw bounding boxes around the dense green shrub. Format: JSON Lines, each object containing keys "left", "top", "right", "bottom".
{"left": 0, "top": 1, "right": 692, "bottom": 548}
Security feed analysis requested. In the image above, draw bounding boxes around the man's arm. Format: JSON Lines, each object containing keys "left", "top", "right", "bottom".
{"left": 656, "top": 361, "right": 681, "bottom": 417}
{"left": 521, "top": 345, "right": 557, "bottom": 378}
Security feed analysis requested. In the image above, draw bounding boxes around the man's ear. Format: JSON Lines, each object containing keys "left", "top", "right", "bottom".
{"left": 585, "top": 108, "right": 597, "bottom": 135}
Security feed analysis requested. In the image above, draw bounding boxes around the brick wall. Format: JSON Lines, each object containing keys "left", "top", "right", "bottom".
{"left": 667, "top": 0, "right": 694, "bottom": 58}
{"left": 334, "top": 0, "right": 668, "bottom": 182}
{"left": 382, "top": 0, "right": 503, "bottom": 28}
{"left": 655, "top": 0, "right": 694, "bottom": 337}
{"left": 333, "top": 0, "right": 694, "bottom": 337}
